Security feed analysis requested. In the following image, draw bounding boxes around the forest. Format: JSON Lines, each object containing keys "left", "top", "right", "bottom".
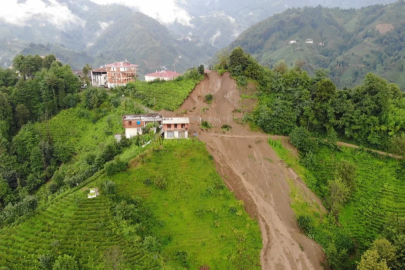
{"left": 227, "top": 1, "right": 405, "bottom": 89}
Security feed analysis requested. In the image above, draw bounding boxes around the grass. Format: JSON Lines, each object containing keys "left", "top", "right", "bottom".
{"left": 105, "top": 140, "right": 262, "bottom": 269}
{"left": 126, "top": 77, "right": 202, "bottom": 111}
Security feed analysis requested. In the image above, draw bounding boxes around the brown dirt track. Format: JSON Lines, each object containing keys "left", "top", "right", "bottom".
{"left": 163, "top": 72, "right": 326, "bottom": 269}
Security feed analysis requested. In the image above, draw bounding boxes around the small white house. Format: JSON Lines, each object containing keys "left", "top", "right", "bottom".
{"left": 288, "top": 40, "right": 297, "bottom": 44}
{"left": 162, "top": 118, "right": 190, "bottom": 139}
{"left": 145, "top": 70, "right": 181, "bottom": 82}
{"left": 305, "top": 39, "right": 314, "bottom": 44}
{"left": 88, "top": 188, "right": 99, "bottom": 199}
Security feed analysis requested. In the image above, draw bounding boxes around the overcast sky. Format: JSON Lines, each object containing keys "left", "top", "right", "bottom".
{"left": 0, "top": 0, "right": 192, "bottom": 29}
{"left": 91, "top": 0, "right": 192, "bottom": 25}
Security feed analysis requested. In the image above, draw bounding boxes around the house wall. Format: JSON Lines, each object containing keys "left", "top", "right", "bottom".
{"left": 163, "top": 123, "right": 189, "bottom": 131}
{"left": 91, "top": 72, "right": 107, "bottom": 87}
{"left": 106, "top": 66, "right": 137, "bottom": 87}
{"left": 123, "top": 120, "right": 145, "bottom": 129}
{"left": 125, "top": 128, "right": 143, "bottom": 138}
{"left": 145, "top": 76, "right": 174, "bottom": 82}
{"left": 163, "top": 123, "right": 189, "bottom": 139}
{"left": 164, "top": 130, "right": 189, "bottom": 139}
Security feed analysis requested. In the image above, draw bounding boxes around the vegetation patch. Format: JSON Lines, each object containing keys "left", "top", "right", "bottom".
{"left": 108, "top": 140, "right": 262, "bottom": 269}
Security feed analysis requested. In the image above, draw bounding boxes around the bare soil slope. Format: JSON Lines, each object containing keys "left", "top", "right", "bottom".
{"left": 164, "top": 72, "right": 326, "bottom": 270}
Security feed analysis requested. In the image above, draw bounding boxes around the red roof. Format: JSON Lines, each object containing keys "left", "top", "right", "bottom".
{"left": 92, "top": 68, "right": 107, "bottom": 72}
{"left": 105, "top": 61, "right": 138, "bottom": 67}
{"left": 145, "top": 70, "right": 181, "bottom": 78}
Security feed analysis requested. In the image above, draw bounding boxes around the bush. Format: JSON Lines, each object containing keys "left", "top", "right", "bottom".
{"left": 105, "top": 158, "right": 127, "bottom": 176}
{"left": 38, "top": 253, "right": 54, "bottom": 269}
{"left": 175, "top": 250, "right": 189, "bottom": 267}
{"left": 237, "top": 76, "right": 248, "bottom": 86}
{"left": 101, "top": 181, "right": 116, "bottom": 195}
{"left": 52, "top": 254, "right": 78, "bottom": 270}
{"left": 289, "top": 127, "right": 319, "bottom": 154}
{"left": 201, "top": 121, "right": 213, "bottom": 129}
{"left": 297, "top": 215, "right": 314, "bottom": 235}
{"left": 221, "top": 124, "right": 232, "bottom": 131}
{"left": 143, "top": 236, "right": 161, "bottom": 253}
{"left": 204, "top": 94, "right": 213, "bottom": 104}
{"left": 48, "top": 183, "right": 58, "bottom": 194}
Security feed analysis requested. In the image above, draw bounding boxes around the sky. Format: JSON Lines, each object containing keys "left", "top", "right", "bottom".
{"left": 0, "top": 0, "right": 84, "bottom": 29}
{"left": 0, "top": 0, "right": 192, "bottom": 28}
{"left": 90, "top": 0, "right": 193, "bottom": 25}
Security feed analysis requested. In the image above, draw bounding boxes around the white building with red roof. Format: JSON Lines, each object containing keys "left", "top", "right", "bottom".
{"left": 91, "top": 61, "right": 138, "bottom": 88}
{"left": 145, "top": 70, "right": 181, "bottom": 82}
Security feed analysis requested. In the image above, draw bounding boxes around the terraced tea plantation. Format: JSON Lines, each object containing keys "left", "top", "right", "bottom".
{"left": 126, "top": 77, "right": 201, "bottom": 111}
{"left": 309, "top": 146, "right": 405, "bottom": 251}
{"left": 106, "top": 140, "right": 262, "bottom": 269}
{"left": 0, "top": 189, "right": 160, "bottom": 269}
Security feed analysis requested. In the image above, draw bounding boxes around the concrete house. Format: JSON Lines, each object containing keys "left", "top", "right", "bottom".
{"left": 145, "top": 70, "right": 181, "bottom": 82}
{"left": 91, "top": 61, "right": 138, "bottom": 88}
{"left": 162, "top": 118, "right": 189, "bottom": 139}
{"left": 305, "top": 39, "right": 314, "bottom": 44}
{"left": 289, "top": 40, "right": 297, "bottom": 44}
{"left": 122, "top": 113, "right": 162, "bottom": 138}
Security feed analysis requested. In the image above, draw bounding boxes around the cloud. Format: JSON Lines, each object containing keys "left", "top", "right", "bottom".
{"left": 90, "top": 0, "right": 193, "bottom": 26}
{"left": 0, "top": 0, "right": 84, "bottom": 29}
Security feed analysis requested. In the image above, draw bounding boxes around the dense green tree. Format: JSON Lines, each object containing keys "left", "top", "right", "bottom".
{"left": 357, "top": 250, "right": 389, "bottom": 270}
{"left": 337, "top": 160, "right": 357, "bottom": 194}
{"left": 328, "top": 178, "right": 350, "bottom": 217}
{"left": 371, "top": 238, "right": 397, "bottom": 268}
{"left": 42, "top": 55, "right": 57, "bottom": 70}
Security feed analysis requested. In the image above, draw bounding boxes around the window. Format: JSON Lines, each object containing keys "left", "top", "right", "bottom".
{"left": 167, "top": 131, "right": 174, "bottom": 138}
{"left": 167, "top": 124, "right": 171, "bottom": 129}
{"left": 181, "top": 124, "right": 185, "bottom": 128}
{"left": 174, "top": 124, "right": 178, "bottom": 129}
{"left": 129, "top": 121, "right": 132, "bottom": 125}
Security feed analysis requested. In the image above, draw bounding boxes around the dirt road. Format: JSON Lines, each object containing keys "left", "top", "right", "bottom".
{"left": 163, "top": 72, "right": 326, "bottom": 269}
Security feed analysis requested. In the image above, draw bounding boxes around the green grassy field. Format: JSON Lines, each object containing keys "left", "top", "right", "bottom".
{"left": 104, "top": 140, "right": 262, "bottom": 269}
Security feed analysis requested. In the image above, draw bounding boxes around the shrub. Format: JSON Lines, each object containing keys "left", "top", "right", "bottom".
{"left": 201, "top": 121, "right": 213, "bottom": 129}
{"left": 289, "top": 127, "right": 319, "bottom": 154}
{"left": 48, "top": 183, "right": 58, "bottom": 194}
{"left": 105, "top": 158, "right": 127, "bottom": 176}
{"left": 297, "top": 215, "right": 313, "bottom": 235}
{"left": 221, "top": 124, "right": 232, "bottom": 131}
{"left": 52, "top": 254, "right": 78, "bottom": 270}
{"left": 237, "top": 76, "right": 248, "bottom": 86}
{"left": 175, "top": 250, "right": 189, "bottom": 267}
{"left": 143, "top": 236, "right": 161, "bottom": 253}
{"left": 204, "top": 94, "right": 213, "bottom": 104}
{"left": 38, "top": 253, "right": 54, "bottom": 269}
{"left": 101, "top": 181, "right": 116, "bottom": 195}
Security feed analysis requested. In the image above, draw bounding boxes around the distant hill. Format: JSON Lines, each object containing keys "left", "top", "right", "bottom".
{"left": 226, "top": 1, "right": 405, "bottom": 89}
{"left": 172, "top": 0, "right": 398, "bottom": 49}
{"left": 0, "top": 0, "right": 215, "bottom": 74}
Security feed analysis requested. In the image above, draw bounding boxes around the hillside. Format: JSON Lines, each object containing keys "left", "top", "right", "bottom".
{"left": 227, "top": 1, "right": 405, "bottom": 89}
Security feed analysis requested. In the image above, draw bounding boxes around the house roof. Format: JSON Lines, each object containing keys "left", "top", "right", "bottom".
{"left": 123, "top": 113, "right": 162, "bottom": 122}
{"left": 162, "top": 117, "right": 190, "bottom": 124}
{"left": 92, "top": 68, "right": 107, "bottom": 73}
{"left": 105, "top": 61, "right": 138, "bottom": 67}
{"left": 145, "top": 70, "right": 181, "bottom": 78}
